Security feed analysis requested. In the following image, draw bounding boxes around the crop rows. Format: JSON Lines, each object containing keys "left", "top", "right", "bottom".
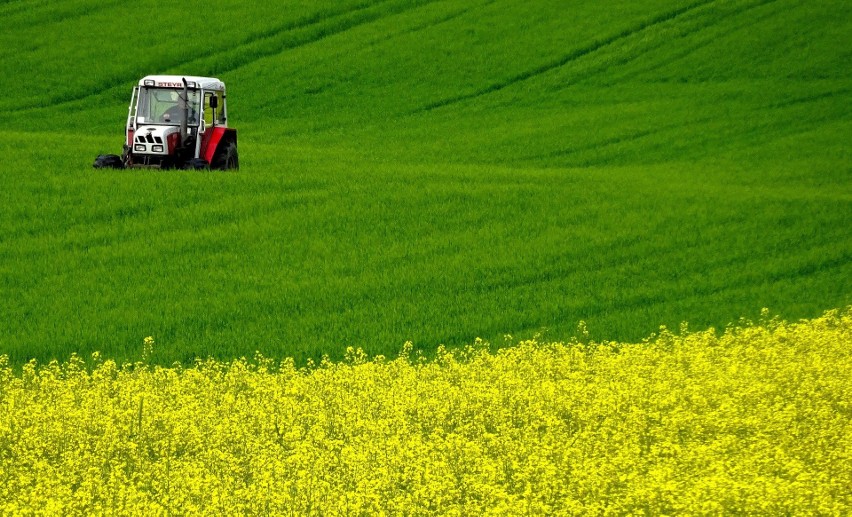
{"left": 0, "top": 0, "right": 849, "bottom": 380}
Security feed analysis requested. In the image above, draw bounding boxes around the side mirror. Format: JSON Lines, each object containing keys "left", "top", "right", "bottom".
{"left": 209, "top": 95, "right": 219, "bottom": 109}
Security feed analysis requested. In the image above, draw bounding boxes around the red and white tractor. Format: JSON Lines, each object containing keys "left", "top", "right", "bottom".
{"left": 94, "top": 75, "right": 238, "bottom": 170}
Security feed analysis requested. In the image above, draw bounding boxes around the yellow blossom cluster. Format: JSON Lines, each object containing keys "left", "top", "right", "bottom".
{"left": 0, "top": 309, "right": 850, "bottom": 515}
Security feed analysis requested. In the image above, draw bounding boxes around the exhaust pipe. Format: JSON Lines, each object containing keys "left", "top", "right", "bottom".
{"left": 180, "top": 77, "right": 189, "bottom": 149}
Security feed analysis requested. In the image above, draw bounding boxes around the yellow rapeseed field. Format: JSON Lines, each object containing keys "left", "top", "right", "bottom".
{"left": 1, "top": 309, "right": 850, "bottom": 515}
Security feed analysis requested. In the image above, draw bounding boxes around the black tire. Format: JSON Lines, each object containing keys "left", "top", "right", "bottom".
{"left": 212, "top": 141, "right": 239, "bottom": 170}
{"left": 185, "top": 158, "right": 209, "bottom": 170}
{"left": 93, "top": 154, "right": 124, "bottom": 169}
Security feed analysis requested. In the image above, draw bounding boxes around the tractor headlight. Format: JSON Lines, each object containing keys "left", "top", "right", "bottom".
{"left": 152, "top": 145, "right": 164, "bottom": 153}
{"left": 134, "top": 144, "right": 146, "bottom": 152}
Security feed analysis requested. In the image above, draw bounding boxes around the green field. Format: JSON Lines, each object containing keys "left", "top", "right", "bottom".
{"left": 0, "top": 0, "right": 849, "bottom": 365}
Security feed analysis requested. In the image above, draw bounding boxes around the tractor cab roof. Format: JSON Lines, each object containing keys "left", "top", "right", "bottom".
{"left": 138, "top": 75, "right": 225, "bottom": 90}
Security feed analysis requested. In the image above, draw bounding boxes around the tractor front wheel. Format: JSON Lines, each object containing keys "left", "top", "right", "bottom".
{"left": 93, "top": 154, "right": 124, "bottom": 169}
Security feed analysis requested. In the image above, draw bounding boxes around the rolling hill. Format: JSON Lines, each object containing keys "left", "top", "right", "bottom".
{"left": 0, "top": 0, "right": 849, "bottom": 364}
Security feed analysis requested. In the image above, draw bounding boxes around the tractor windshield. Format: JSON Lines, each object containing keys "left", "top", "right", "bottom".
{"left": 135, "top": 87, "right": 201, "bottom": 126}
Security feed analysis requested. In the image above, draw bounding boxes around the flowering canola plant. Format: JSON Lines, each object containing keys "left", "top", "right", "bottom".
{"left": 0, "top": 309, "right": 850, "bottom": 515}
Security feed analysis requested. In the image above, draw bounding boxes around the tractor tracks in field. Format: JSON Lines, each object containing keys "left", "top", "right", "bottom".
{"left": 413, "top": 0, "right": 786, "bottom": 114}
{"left": 5, "top": 0, "right": 443, "bottom": 113}
{"left": 414, "top": 0, "right": 722, "bottom": 113}
{"left": 761, "top": 87, "right": 852, "bottom": 110}
{"left": 0, "top": 0, "right": 54, "bottom": 20}
{"left": 0, "top": 0, "right": 125, "bottom": 29}
{"left": 515, "top": 81, "right": 847, "bottom": 167}
{"left": 360, "top": 0, "right": 496, "bottom": 52}
{"left": 588, "top": 0, "right": 785, "bottom": 87}
{"left": 5, "top": 0, "right": 389, "bottom": 111}
{"left": 179, "top": 0, "right": 445, "bottom": 78}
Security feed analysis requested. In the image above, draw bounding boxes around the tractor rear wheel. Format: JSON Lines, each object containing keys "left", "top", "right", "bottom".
{"left": 93, "top": 154, "right": 124, "bottom": 169}
{"left": 212, "top": 141, "right": 238, "bottom": 170}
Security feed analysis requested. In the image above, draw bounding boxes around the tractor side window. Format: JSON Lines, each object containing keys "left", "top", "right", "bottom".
{"left": 217, "top": 95, "right": 226, "bottom": 125}
{"left": 136, "top": 88, "right": 151, "bottom": 123}
{"left": 204, "top": 93, "right": 215, "bottom": 126}
{"left": 204, "top": 91, "right": 226, "bottom": 126}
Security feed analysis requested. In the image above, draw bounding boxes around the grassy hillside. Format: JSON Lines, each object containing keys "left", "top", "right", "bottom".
{"left": 0, "top": 0, "right": 849, "bottom": 365}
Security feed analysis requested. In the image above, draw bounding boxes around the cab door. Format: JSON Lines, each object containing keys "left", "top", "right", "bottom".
{"left": 199, "top": 90, "right": 224, "bottom": 160}
{"left": 203, "top": 91, "right": 224, "bottom": 128}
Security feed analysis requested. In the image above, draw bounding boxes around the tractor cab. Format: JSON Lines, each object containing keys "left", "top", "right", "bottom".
{"left": 94, "top": 75, "right": 238, "bottom": 170}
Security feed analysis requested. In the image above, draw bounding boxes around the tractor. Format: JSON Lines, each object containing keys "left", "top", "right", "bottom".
{"left": 94, "top": 75, "right": 238, "bottom": 170}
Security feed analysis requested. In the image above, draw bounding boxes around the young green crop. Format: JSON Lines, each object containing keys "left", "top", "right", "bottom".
{"left": 1, "top": 128, "right": 849, "bottom": 365}
{"left": 0, "top": 0, "right": 849, "bottom": 365}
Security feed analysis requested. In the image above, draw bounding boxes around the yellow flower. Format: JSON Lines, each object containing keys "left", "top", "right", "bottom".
{"left": 0, "top": 308, "right": 849, "bottom": 514}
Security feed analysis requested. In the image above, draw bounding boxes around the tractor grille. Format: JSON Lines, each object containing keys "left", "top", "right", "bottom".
{"left": 136, "top": 134, "right": 163, "bottom": 144}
